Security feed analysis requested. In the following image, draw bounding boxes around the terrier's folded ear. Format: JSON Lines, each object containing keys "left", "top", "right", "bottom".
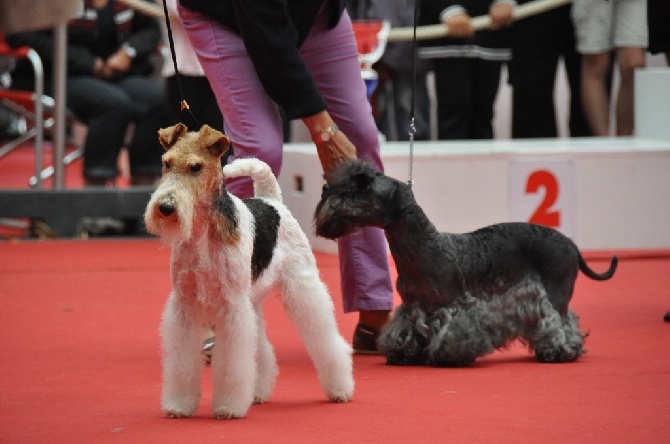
{"left": 158, "top": 123, "right": 188, "bottom": 150}
{"left": 198, "top": 124, "right": 230, "bottom": 158}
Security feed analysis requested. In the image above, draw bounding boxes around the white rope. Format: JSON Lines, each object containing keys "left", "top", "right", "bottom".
{"left": 120, "top": 0, "right": 573, "bottom": 36}
{"left": 388, "top": 0, "right": 573, "bottom": 41}
{"left": 117, "top": 0, "right": 170, "bottom": 19}
{"left": 118, "top": 0, "right": 573, "bottom": 40}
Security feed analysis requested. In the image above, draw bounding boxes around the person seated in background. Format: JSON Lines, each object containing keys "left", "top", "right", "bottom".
{"left": 6, "top": 0, "right": 169, "bottom": 186}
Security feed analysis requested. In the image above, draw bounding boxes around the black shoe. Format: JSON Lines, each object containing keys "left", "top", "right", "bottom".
{"left": 352, "top": 323, "right": 382, "bottom": 355}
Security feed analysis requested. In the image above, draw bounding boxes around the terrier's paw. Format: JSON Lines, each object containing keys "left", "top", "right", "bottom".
{"left": 328, "top": 393, "right": 352, "bottom": 403}
{"left": 325, "top": 381, "right": 354, "bottom": 403}
{"left": 252, "top": 380, "right": 274, "bottom": 405}
{"left": 212, "top": 405, "right": 247, "bottom": 420}
{"left": 162, "top": 395, "right": 199, "bottom": 418}
{"left": 163, "top": 408, "right": 196, "bottom": 419}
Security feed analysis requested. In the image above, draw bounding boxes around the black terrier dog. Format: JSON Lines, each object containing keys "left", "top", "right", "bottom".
{"left": 314, "top": 159, "right": 617, "bottom": 367}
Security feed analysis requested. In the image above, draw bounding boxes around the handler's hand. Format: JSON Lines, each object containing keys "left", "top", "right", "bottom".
{"left": 104, "top": 49, "right": 132, "bottom": 79}
{"left": 303, "top": 112, "right": 357, "bottom": 176}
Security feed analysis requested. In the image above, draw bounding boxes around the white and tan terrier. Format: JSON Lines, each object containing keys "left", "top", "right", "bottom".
{"left": 145, "top": 123, "right": 353, "bottom": 419}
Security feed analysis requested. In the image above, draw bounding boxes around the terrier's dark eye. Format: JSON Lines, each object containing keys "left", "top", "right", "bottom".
{"left": 321, "top": 184, "right": 330, "bottom": 195}
{"left": 164, "top": 160, "right": 171, "bottom": 170}
{"left": 190, "top": 164, "right": 202, "bottom": 173}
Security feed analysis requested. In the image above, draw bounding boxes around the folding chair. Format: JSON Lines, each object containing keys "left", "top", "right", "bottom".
{"left": 0, "top": 34, "right": 82, "bottom": 188}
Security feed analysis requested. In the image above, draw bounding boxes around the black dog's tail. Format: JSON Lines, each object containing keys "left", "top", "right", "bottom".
{"left": 579, "top": 255, "right": 618, "bottom": 280}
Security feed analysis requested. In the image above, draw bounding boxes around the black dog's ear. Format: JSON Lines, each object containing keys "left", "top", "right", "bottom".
{"left": 320, "top": 183, "right": 330, "bottom": 198}
{"left": 158, "top": 123, "right": 188, "bottom": 150}
{"left": 350, "top": 170, "right": 377, "bottom": 191}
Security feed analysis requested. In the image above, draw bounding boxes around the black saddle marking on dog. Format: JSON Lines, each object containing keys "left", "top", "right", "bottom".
{"left": 244, "top": 198, "right": 280, "bottom": 282}
{"left": 213, "top": 187, "right": 240, "bottom": 236}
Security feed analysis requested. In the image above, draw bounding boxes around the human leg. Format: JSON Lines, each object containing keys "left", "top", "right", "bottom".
{"left": 66, "top": 76, "right": 134, "bottom": 183}
{"left": 612, "top": 0, "right": 648, "bottom": 135}
{"left": 471, "top": 59, "right": 502, "bottom": 139}
{"left": 118, "top": 76, "right": 169, "bottom": 184}
{"left": 179, "top": 6, "right": 284, "bottom": 199}
{"left": 301, "top": 10, "right": 394, "bottom": 331}
{"left": 510, "top": 51, "right": 561, "bottom": 138}
{"left": 648, "top": 0, "right": 670, "bottom": 58}
{"left": 562, "top": 41, "right": 592, "bottom": 137}
{"left": 580, "top": 52, "right": 612, "bottom": 136}
{"left": 614, "top": 47, "right": 646, "bottom": 135}
{"left": 432, "top": 57, "right": 474, "bottom": 140}
{"left": 572, "top": 0, "right": 615, "bottom": 136}
{"left": 392, "top": 72, "right": 431, "bottom": 141}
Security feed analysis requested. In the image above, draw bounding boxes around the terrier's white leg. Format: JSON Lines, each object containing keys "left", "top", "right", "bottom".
{"left": 210, "top": 296, "right": 258, "bottom": 419}
{"left": 253, "top": 304, "right": 278, "bottom": 404}
{"left": 280, "top": 256, "right": 354, "bottom": 402}
{"left": 161, "top": 292, "right": 204, "bottom": 418}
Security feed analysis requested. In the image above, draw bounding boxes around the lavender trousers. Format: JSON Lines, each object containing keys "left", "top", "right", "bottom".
{"left": 180, "top": 6, "right": 394, "bottom": 313}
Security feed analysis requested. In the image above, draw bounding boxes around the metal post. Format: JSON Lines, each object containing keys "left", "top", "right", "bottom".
{"left": 52, "top": 23, "right": 67, "bottom": 189}
{"left": 27, "top": 49, "right": 44, "bottom": 188}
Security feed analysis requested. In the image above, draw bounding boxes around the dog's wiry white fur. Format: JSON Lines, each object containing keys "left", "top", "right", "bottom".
{"left": 145, "top": 124, "right": 353, "bottom": 419}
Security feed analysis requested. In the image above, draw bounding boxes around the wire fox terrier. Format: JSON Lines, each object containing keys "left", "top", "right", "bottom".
{"left": 314, "top": 159, "right": 617, "bottom": 367}
{"left": 145, "top": 124, "right": 353, "bottom": 419}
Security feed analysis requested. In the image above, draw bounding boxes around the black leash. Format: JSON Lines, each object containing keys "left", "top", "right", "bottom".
{"left": 407, "top": 0, "right": 420, "bottom": 189}
{"left": 159, "top": 0, "right": 201, "bottom": 127}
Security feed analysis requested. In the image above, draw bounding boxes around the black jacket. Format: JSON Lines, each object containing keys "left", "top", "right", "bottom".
{"left": 178, "top": 0, "right": 347, "bottom": 119}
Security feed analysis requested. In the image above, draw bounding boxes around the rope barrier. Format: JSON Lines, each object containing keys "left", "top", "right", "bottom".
{"left": 117, "top": 0, "right": 170, "bottom": 19}
{"left": 388, "top": 0, "right": 573, "bottom": 41}
{"left": 118, "top": 0, "right": 573, "bottom": 41}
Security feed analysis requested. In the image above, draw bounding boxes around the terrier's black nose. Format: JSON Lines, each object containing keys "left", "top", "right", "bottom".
{"left": 158, "top": 203, "right": 175, "bottom": 216}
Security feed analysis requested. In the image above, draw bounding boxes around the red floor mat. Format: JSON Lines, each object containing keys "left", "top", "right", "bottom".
{"left": 1, "top": 239, "right": 669, "bottom": 443}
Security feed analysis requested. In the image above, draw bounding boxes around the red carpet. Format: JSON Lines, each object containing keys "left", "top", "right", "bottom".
{"left": 0, "top": 142, "right": 130, "bottom": 190}
{"left": 1, "top": 239, "right": 669, "bottom": 443}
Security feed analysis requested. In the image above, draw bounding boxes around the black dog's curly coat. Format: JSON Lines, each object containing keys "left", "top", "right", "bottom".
{"left": 315, "top": 160, "right": 617, "bottom": 367}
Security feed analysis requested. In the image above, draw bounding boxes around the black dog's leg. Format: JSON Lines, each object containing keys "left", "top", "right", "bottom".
{"left": 424, "top": 300, "right": 490, "bottom": 367}
{"left": 425, "top": 281, "right": 551, "bottom": 367}
{"left": 528, "top": 306, "right": 586, "bottom": 363}
{"left": 377, "top": 302, "right": 428, "bottom": 365}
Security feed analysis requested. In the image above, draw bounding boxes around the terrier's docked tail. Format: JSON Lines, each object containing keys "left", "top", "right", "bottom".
{"left": 579, "top": 255, "right": 618, "bottom": 280}
{"left": 223, "top": 158, "right": 282, "bottom": 202}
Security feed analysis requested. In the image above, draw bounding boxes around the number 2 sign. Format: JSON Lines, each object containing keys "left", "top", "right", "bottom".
{"left": 509, "top": 158, "right": 574, "bottom": 238}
